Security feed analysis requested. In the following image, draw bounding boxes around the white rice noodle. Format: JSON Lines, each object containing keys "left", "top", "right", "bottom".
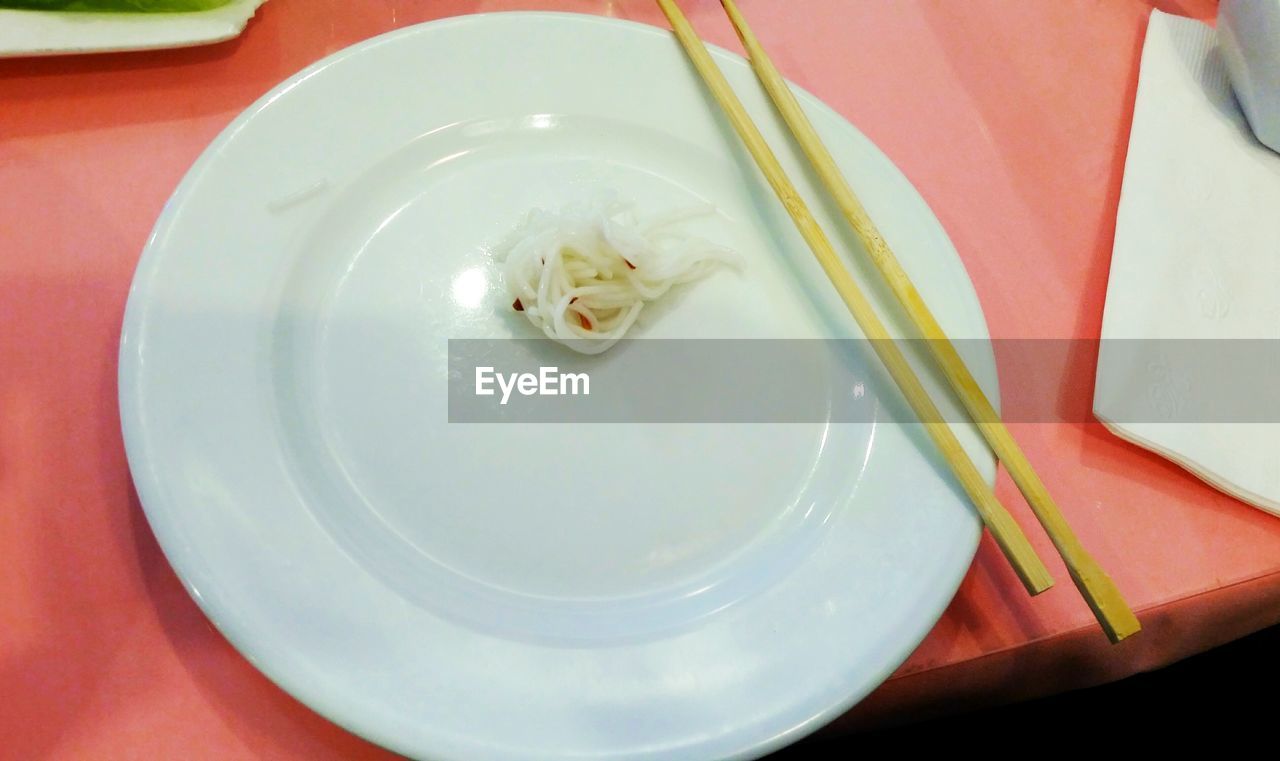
{"left": 501, "top": 199, "right": 740, "bottom": 354}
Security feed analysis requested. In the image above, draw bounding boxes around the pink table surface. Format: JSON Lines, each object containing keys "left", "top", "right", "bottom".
{"left": 4, "top": 0, "right": 1279, "bottom": 758}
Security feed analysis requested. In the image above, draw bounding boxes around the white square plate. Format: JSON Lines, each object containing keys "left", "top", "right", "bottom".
{"left": 0, "top": 0, "right": 265, "bottom": 57}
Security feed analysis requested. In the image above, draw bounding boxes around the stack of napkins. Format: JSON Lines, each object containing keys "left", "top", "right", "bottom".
{"left": 1095, "top": 11, "right": 1280, "bottom": 516}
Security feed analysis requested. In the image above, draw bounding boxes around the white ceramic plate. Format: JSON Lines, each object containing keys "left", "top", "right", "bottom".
{"left": 0, "top": 0, "right": 265, "bottom": 57}
{"left": 120, "top": 13, "right": 998, "bottom": 761}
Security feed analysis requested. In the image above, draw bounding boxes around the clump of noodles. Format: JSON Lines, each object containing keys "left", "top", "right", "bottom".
{"left": 501, "top": 198, "right": 740, "bottom": 354}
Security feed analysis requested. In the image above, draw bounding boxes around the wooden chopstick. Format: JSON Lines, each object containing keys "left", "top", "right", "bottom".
{"left": 714, "top": 0, "right": 1141, "bottom": 642}
{"left": 653, "top": 0, "right": 1053, "bottom": 596}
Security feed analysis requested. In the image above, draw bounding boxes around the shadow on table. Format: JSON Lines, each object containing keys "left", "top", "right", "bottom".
{"left": 0, "top": 255, "right": 394, "bottom": 758}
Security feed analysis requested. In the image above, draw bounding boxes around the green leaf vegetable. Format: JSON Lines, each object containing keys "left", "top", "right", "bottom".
{"left": 0, "top": 1, "right": 235, "bottom": 11}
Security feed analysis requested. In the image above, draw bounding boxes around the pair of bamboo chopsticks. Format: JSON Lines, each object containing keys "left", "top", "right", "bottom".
{"left": 656, "top": 0, "right": 1140, "bottom": 642}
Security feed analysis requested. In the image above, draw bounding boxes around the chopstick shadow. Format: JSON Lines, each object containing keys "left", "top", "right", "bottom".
{"left": 948, "top": 533, "right": 1053, "bottom": 644}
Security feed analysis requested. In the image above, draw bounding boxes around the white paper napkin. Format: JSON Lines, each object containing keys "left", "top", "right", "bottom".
{"left": 1094, "top": 10, "right": 1280, "bottom": 516}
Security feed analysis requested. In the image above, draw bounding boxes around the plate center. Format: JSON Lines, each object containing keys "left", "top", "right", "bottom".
{"left": 271, "top": 116, "right": 864, "bottom": 639}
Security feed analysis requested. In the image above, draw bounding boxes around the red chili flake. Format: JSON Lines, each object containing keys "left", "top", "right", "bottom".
{"left": 578, "top": 313, "right": 592, "bottom": 330}
{"left": 623, "top": 258, "right": 636, "bottom": 270}
{"left": 512, "top": 298, "right": 524, "bottom": 312}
